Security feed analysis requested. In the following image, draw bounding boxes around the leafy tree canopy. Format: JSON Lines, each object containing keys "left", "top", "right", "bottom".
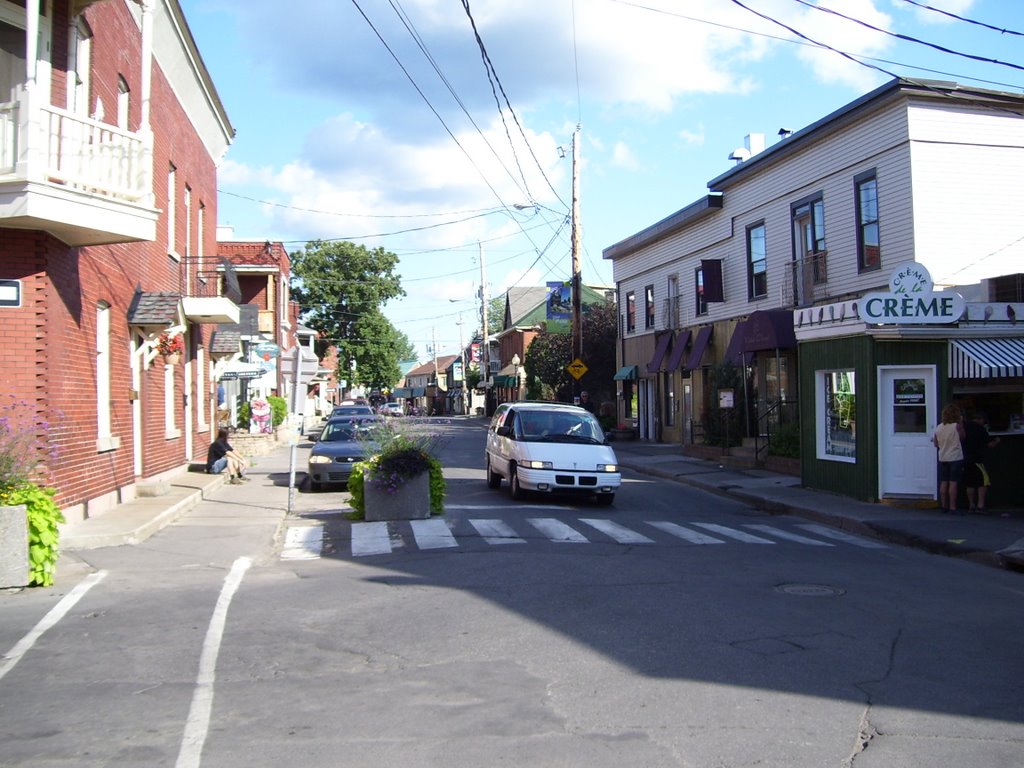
{"left": 290, "top": 240, "right": 405, "bottom": 385}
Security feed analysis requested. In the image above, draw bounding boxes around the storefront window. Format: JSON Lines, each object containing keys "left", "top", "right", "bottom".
{"left": 817, "top": 370, "right": 856, "bottom": 461}
{"left": 893, "top": 377, "right": 927, "bottom": 433}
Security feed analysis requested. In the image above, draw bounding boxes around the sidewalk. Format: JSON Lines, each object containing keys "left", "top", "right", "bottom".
{"left": 58, "top": 429, "right": 1024, "bottom": 573}
{"left": 611, "top": 440, "right": 1024, "bottom": 572}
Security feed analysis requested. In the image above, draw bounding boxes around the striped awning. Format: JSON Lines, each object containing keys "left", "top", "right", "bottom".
{"left": 949, "top": 338, "right": 1024, "bottom": 378}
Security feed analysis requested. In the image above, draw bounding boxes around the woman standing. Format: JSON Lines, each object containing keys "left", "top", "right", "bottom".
{"left": 931, "top": 403, "right": 965, "bottom": 514}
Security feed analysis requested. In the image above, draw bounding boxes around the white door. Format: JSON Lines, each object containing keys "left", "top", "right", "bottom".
{"left": 878, "top": 366, "right": 936, "bottom": 498}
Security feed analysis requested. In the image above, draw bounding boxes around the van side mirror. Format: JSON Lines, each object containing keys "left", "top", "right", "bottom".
{"left": 496, "top": 424, "right": 512, "bottom": 437}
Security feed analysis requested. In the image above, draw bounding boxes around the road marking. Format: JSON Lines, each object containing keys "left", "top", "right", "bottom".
{"left": 352, "top": 522, "right": 393, "bottom": 556}
{"left": 692, "top": 523, "right": 775, "bottom": 544}
{"left": 175, "top": 557, "right": 251, "bottom": 768}
{"left": 647, "top": 521, "right": 725, "bottom": 544}
{"left": 469, "top": 519, "right": 526, "bottom": 544}
{"left": 745, "top": 524, "right": 834, "bottom": 546}
{"left": 528, "top": 518, "right": 589, "bottom": 543}
{"left": 0, "top": 570, "right": 108, "bottom": 683}
{"left": 796, "top": 523, "right": 888, "bottom": 548}
{"left": 579, "top": 519, "right": 654, "bottom": 544}
{"left": 280, "top": 525, "right": 323, "bottom": 560}
{"left": 411, "top": 518, "right": 458, "bottom": 549}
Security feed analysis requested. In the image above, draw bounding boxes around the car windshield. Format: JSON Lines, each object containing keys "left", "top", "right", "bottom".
{"left": 517, "top": 411, "right": 604, "bottom": 444}
{"left": 320, "top": 424, "right": 358, "bottom": 442}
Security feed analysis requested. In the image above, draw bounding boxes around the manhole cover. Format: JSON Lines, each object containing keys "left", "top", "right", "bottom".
{"left": 775, "top": 583, "right": 845, "bottom": 597}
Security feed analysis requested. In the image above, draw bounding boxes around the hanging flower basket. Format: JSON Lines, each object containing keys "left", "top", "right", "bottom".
{"left": 157, "top": 332, "right": 184, "bottom": 365}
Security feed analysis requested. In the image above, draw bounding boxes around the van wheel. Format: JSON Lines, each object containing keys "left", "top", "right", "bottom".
{"left": 595, "top": 493, "right": 615, "bottom": 506}
{"left": 486, "top": 456, "right": 501, "bottom": 489}
{"left": 510, "top": 467, "right": 526, "bottom": 500}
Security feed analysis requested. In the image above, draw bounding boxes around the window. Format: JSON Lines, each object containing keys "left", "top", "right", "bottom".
{"left": 695, "top": 267, "right": 708, "bottom": 316}
{"left": 0, "top": 20, "right": 27, "bottom": 103}
{"left": 625, "top": 291, "right": 636, "bottom": 332}
{"left": 816, "top": 370, "right": 856, "bottom": 461}
{"left": 68, "top": 18, "right": 92, "bottom": 117}
{"left": 792, "top": 195, "right": 826, "bottom": 306}
{"left": 165, "top": 360, "right": 178, "bottom": 438}
{"left": 747, "top": 222, "right": 767, "bottom": 299}
{"left": 167, "top": 164, "right": 177, "bottom": 259}
{"left": 644, "top": 285, "right": 655, "bottom": 329}
{"left": 95, "top": 302, "right": 118, "bottom": 452}
{"left": 117, "top": 76, "right": 130, "bottom": 129}
{"left": 184, "top": 186, "right": 192, "bottom": 259}
{"left": 666, "top": 274, "right": 679, "bottom": 328}
{"left": 855, "top": 172, "right": 880, "bottom": 271}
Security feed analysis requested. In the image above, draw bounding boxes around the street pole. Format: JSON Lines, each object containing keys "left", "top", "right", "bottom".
{"left": 570, "top": 125, "right": 583, "bottom": 401}
{"left": 456, "top": 313, "right": 467, "bottom": 415}
{"left": 479, "top": 240, "right": 489, "bottom": 413}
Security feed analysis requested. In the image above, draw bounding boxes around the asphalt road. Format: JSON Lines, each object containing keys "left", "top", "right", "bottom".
{"left": 2, "top": 418, "right": 1023, "bottom": 767}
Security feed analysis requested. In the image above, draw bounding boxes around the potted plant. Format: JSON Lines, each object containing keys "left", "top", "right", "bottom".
{"left": 157, "top": 332, "right": 184, "bottom": 365}
{"left": 346, "top": 425, "right": 445, "bottom": 521}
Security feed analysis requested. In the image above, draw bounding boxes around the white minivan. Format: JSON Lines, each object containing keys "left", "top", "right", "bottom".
{"left": 485, "top": 401, "right": 621, "bottom": 505}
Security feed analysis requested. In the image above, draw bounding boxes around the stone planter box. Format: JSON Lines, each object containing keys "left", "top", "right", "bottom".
{"left": 1, "top": 504, "right": 29, "bottom": 588}
{"left": 364, "top": 472, "right": 431, "bottom": 521}
{"left": 608, "top": 428, "right": 638, "bottom": 441}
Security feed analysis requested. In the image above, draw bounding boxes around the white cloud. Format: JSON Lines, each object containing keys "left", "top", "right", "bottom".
{"left": 611, "top": 141, "right": 640, "bottom": 170}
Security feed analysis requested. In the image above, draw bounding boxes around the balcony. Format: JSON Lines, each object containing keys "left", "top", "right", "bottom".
{"left": 0, "top": 88, "right": 157, "bottom": 246}
{"left": 781, "top": 252, "right": 830, "bottom": 308}
{"left": 661, "top": 295, "right": 681, "bottom": 330}
{"left": 180, "top": 256, "right": 241, "bottom": 325}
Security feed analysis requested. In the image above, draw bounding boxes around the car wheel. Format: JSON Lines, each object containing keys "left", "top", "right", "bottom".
{"left": 510, "top": 467, "right": 526, "bottom": 500}
{"left": 595, "top": 493, "right": 615, "bottom": 506}
{"left": 486, "top": 456, "right": 502, "bottom": 489}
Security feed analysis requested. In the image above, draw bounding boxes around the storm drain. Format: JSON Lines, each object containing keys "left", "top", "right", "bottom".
{"left": 775, "top": 583, "right": 845, "bottom": 597}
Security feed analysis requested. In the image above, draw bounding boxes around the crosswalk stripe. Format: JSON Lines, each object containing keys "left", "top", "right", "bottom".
{"left": 745, "top": 524, "right": 834, "bottom": 546}
{"left": 281, "top": 525, "right": 323, "bottom": 560}
{"left": 411, "top": 518, "right": 458, "bottom": 550}
{"left": 647, "top": 521, "right": 725, "bottom": 544}
{"left": 796, "top": 523, "right": 888, "bottom": 548}
{"left": 352, "top": 521, "right": 392, "bottom": 556}
{"left": 469, "top": 519, "right": 526, "bottom": 544}
{"left": 692, "top": 523, "right": 775, "bottom": 544}
{"left": 579, "top": 518, "right": 655, "bottom": 544}
{"left": 528, "top": 518, "right": 589, "bottom": 543}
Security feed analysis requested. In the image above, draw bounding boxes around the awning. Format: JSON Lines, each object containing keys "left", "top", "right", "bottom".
{"left": 613, "top": 365, "right": 638, "bottom": 381}
{"left": 646, "top": 332, "right": 673, "bottom": 373}
{"left": 664, "top": 329, "right": 691, "bottom": 371}
{"left": 725, "top": 309, "right": 797, "bottom": 363}
{"left": 218, "top": 360, "right": 263, "bottom": 381}
{"left": 949, "top": 338, "right": 1024, "bottom": 378}
{"left": 685, "top": 326, "right": 713, "bottom": 370}
{"left": 724, "top": 321, "right": 748, "bottom": 364}
{"left": 493, "top": 375, "right": 515, "bottom": 387}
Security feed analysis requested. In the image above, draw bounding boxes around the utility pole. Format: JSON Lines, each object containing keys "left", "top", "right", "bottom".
{"left": 431, "top": 326, "right": 439, "bottom": 416}
{"left": 570, "top": 125, "right": 583, "bottom": 400}
{"left": 456, "top": 313, "right": 467, "bottom": 415}
{"left": 479, "top": 241, "right": 490, "bottom": 414}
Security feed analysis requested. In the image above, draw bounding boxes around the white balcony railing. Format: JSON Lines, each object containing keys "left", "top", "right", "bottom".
{"left": 0, "top": 94, "right": 150, "bottom": 204}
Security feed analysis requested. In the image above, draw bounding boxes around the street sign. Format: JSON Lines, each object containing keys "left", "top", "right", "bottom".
{"left": 567, "top": 358, "right": 588, "bottom": 380}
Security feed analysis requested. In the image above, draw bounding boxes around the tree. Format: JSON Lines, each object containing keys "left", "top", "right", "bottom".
{"left": 523, "top": 299, "right": 618, "bottom": 403}
{"left": 349, "top": 311, "right": 415, "bottom": 391}
{"left": 290, "top": 240, "right": 405, "bottom": 384}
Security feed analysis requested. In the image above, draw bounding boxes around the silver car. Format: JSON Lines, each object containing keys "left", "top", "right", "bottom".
{"left": 307, "top": 421, "right": 375, "bottom": 491}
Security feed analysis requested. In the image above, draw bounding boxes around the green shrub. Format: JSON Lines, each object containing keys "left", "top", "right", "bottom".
{"left": 2, "top": 483, "right": 65, "bottom": 587}
{"left": 768, "top": 421, "right": 801, "bottom": 458}
{"left": 237, "top": 401, "right": 251, "bottom": 430}
{"left": 268, "top": 395, "right": 287, "bottom": 427}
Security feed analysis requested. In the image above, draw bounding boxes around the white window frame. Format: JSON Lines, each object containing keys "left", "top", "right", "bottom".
{"left": 815, "top": 369, "right": 856, "bottom": 463}
{"left": 164, "top": 361, "right": 179, "bottom": 438}
{"left": 95, "top": 302, "right": 120, "bottom": 452}
{"left": 196, "top": 346, "right": 209, "bottom": 433}
{"left": 117, "top": 75, "right": 130, "bottom": 130}
{"left": 167, "top": 163, "right": 179, "bottom": 260}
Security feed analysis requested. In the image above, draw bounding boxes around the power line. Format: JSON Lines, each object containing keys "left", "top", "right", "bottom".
{"left": 791, "top": 0, "right": 1024, "bottom": 74}
{"left": 897, "top": 0, "right": 1024, "bottom": 37}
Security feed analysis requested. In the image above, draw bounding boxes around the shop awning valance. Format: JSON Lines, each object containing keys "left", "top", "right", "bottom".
{"left": 685, "top": 326, "right": 713, "bottom": 370}
{"left": 646, "top": 332, "right": 673, "bottom": 373}
{"left": 613, "top": 365, "right": 638, "bottom": 381}
{"left": 949, "top": 338, "right": 1024, "bottom": 378}
{"left": 664, "top": 330, "right": 691, "bottom": 371}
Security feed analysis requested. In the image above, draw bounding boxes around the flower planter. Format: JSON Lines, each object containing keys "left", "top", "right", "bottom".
{"left": 364, "top": 472, "right": 431, "bottom": 521}
{"left": 0, "top": 504, "right": 29, "bottom": 588}
{"left": 163, "top": 352, "right": 181, "bottom": 366}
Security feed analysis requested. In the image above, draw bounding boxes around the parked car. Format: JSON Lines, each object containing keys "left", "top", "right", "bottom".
{"left": 326, "top": 404, "right": 375, "bottom": 420}
{"left": 484, "top": 401, "right": 621, "bottom": 505}
{"left": 379, "top": 402, "right": 404, "bottom": 417}
{"left": 307, "top": 421, "right": 377, "bottom": 491}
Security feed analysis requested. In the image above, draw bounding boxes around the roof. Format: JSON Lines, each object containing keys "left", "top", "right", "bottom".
{"left": 209, "top": 328, "right": 242, "bottom": 356}
{"left": 406, "top": 355, "right": 459, "bottom": 377}
{"left": 127, "top": 291, "right": 181, "bottom": 326}
{"left": 217, "top": 241, "right": 290, "bottom": 270}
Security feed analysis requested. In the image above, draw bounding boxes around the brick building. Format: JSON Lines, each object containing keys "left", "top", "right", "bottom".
{"left": 0, "top": 0, "right": 234, "bottom": 524}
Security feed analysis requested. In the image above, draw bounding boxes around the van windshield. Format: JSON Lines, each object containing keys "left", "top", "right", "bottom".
{"left": 516, "top": 411, "right": 604, "bottom": 444}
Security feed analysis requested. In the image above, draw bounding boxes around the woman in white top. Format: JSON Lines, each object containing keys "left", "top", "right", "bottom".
{"left": 931, "top": 403, "right": 966, "bottom": 514}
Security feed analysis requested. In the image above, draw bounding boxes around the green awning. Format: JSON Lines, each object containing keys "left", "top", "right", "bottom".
{"left": 613, "top": 365, "right": 638, "bottom": 381}
{"left": 493, "top": 375, "right": 514, "bottom": 387}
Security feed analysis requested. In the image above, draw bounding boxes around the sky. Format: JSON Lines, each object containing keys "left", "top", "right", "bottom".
{"left": 178, "top": 0, "right": 1024, "bottom": 361}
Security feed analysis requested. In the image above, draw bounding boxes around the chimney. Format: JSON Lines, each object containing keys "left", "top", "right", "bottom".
{"left": 745, "top": 133, "right": 766, "bottom": 155}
